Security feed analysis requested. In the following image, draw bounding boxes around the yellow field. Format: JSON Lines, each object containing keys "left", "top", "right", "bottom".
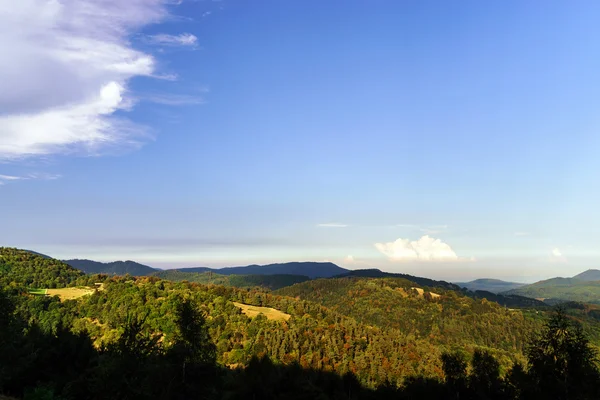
{"left": 47, "top": 287, "right": 95, "bottom": 301}
{"left": 232, "top": 302, "right": 291, "bottom": 321}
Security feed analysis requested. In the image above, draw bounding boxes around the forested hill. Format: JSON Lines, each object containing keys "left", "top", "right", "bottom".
{"left": 339, "top": 268, "right": 461, "bottom": 290}
{"left": 151, "top": 270, "right": 311, "bottom": 290}
{"left": 504, "top": 277, "right": 600, "bottom": 305}
{"left": 0, "top": 247, "right": 83, "bottom": 288}
{"left": 64, "top": 259, "right": 157, "bottom": 276}
{"left": 574, "top": 269, "right": 600, "bottom": 281}
{"left": 171, "top": 261, "right": 349, "bottom": 278}
{"left": 274, "top": 277, "right": 541, "bottom": 353}
{"left": 2, "top": 248, "right": 600, "bottom": 399}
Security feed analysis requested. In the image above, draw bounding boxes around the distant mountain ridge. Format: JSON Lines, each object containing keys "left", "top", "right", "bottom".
{"left": 456, "top": 278, "right": 526, "bottom": 293}
{"left": 64, "top": 259, "right": 157, "bottom": 276}
{"left": 573, "top": 269, "right": 600, "bottom": 281}
{"left": 169, "top": 262, "right": 348, "bottom": 279}
{"left": 503, "top": 272, "right": 600, "bottom": 305}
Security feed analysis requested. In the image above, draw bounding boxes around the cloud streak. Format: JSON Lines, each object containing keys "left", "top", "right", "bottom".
{"left": 0, "top": 0, "right": 180, "bottom": 160}
{"left": 145, "top": 33, "right": 198, "bottom": 47}
{"left": 316, "top": 223, "right": 349, "bottom": 228}
{"left": 375, "top": 235, "right": 465, "bottom": 262}
{"left": 0, "top": 173, "right": 61, "bottom": 186}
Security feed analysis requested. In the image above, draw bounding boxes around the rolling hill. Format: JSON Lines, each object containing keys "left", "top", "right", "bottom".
{"left": 574, "top": 269, "right": 600, "bottom": 281}
{"left": 151, "top": 270, "right": 311, "bottom": 290}
{"left": 456, "top": 278, "right": 525, "bottom": 293}
{"left": 338, "top": 268, "right": 461, "bottom": 290}
{"left": 64, "top": 259, "right": 157, "bottom": 276}
{"left": 504, "top": 276, "right": 600, "bottom": 304}
{"left": 0, "top": 247, "right": 83, "bottom": 288}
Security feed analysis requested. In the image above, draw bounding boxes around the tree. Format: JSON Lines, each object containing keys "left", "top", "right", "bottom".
{"left": 526, "top": 308, "right": 600, "bottom": 400}
{"left": 441, "top": 351, "right": 468, "bottom": 399}
{"left": 470, "top": 349, "right": 502, "bottom": 399}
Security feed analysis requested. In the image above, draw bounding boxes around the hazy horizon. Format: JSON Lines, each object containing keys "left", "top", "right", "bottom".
{"left": 2, "top": 1, "right": 600, "bottom": 283}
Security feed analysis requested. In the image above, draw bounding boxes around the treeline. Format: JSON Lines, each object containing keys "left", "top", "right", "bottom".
{"left": 1, "top": 286, "right": 599, "bottom": 399}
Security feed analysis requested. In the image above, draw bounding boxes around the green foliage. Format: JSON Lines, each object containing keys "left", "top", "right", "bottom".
{"left": 0, "top": 248, "right": 82, "bottom": 289}
{"left": 151, "top": 270, "right": 310, "bottom": 290}
{"left": 506, "top": 277, "right": 600, "bottom": 305}
{"left": 276, "top": 277, "right": 540, "bottom": 363}
{"left": 525, "top": 309, "right": 600, "bottom": 399}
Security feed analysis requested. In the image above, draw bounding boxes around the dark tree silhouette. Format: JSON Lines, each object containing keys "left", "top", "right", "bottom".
{"left": 526, "top": 308, "right": 600, "bottom": 400}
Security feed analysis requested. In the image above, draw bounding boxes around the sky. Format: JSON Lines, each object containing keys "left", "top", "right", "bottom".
{"left": 2, "top": 0, "right": 600, "bottom": 282}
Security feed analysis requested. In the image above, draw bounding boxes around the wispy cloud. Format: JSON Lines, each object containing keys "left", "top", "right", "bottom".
{"left": 145, "top": 33, "right": 198, "bottom": 47}
{"left": 0, "top": 0, "right": 177, "bottom": 160}
{"left": 375, "top": 235, "right": 468, "bottom": 262}
{"left": 316, "top": 223, "right": 349, "bottom": 228}
{"left": 141, "top": 93, "right": 205, "bottom": 105}
{"left": 0, "top": 173, "right": 61, "bottom": 186}
{"left": 419, "top": 225, "right": 448, "bottom": 235}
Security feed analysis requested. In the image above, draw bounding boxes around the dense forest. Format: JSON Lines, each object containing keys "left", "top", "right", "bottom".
{"left": 1, "top": 247, "right": 599, "bottom": 399}
{"left": 152, "top": 270, "right": 311, "bottom": 290}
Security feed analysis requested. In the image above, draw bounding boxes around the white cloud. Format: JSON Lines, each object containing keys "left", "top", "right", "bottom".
{"left": 552, "top": 248, "right": 562, "bottom": 257}
{"left": 550, "top": 247, "right": 567, "bottom": 263}
{"left": 316, "top": 223, "right": 349, "bottom": 228}
{"left": 344, "top": 255, "right": 355, "bottom": 263}
{"left": 375, "top": 235, "right": 463, "bottom": 262}
{"left": 0, "top": 0, "right": 176, "bottom": 160}
{"left": 146, "top": 33, "right": 198, "bottom": 46}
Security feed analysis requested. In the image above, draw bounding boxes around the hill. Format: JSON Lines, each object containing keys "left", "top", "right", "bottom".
{"left": 504, "top": 277, "right": 600, "bottom": 305}
{"left": 176, "top": 261, "right": 348, "bottom": 279}
{"left": 274, "top": 276, "right": 541, "bottom": 354}
{"left": 151, "top": 270, "right": 311, "bottom": 290}
{"left": 0, "top": 247, "right": 83, "bottom": 288}
{"left": 64, "top": 259, "right": 157, "bottom": 276}
{"left": 574, "top": 269, "right": 600, "bottom": 281}
{"left": 456, "top": 278, "right": 525, "bottom": 293}
{"left": 339, "top": 268, "right": 461, "bottom": 290}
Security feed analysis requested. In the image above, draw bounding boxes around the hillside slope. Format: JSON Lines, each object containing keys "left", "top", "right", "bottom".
{"left": 574, "top": 269, "right": 600, "bottom": 281}
{"left": 0, "top": 247, "right": 82, "bottom": 288}
{"left": 64, "top": 259, "right": 157, "bottom": 276}
{"left": 151, "top": 270, "right": 310, "bottom": 290}
{"left": 504, "top": 277, "right": 600, "bottom": 304}
{"left": 275, "top": 277, "right": 540, "bottom": 353}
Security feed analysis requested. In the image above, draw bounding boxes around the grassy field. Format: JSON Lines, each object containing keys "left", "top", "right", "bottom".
{"left": 232, "top": 302, "right": 291, "bottom": 321}
{"left": 46, "top": 287, "right": 95, "bottom": 301}
{"left": 29, "top": 287, "right": 96, "bottom": 301}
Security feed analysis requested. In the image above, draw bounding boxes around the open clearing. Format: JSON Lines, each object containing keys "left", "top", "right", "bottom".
{"left": 46, "top": 287, "right": 95, "bottom": 301}
{"left": 412, "top": 287, "right": 441, "bottom": 299}
{"left": 232, "top": 302, "right": 290, "bottom": 321}
{"left": 28, "top": 288, "right": 48, "bottom": 295}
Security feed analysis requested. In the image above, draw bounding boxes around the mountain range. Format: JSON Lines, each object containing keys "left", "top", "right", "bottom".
{"left": 57, "top": 254, "right": 600, "bottom": 306}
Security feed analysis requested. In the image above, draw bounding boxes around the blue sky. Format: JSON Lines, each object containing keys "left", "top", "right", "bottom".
{"left": 2, "top": 0, "right": 600, "bottom": 281}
